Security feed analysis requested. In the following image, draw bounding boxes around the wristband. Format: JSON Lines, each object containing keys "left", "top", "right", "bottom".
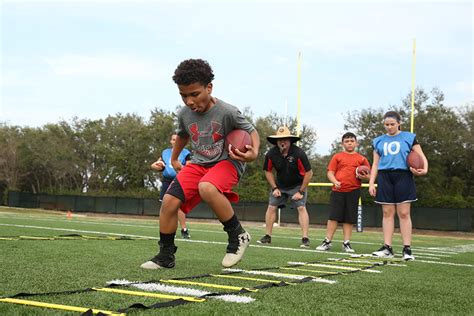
{"left": 272, "top": 187, "right": 278, "bottom": 192}
{"left": 298, "top": 190, "right": 305, "bottom": 195}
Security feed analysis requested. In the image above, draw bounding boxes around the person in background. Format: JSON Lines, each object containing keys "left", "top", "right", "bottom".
{"left": 258, "top": 126, "right": 313, "bottom": 248}
{"left": 151, "top": 133, "right": 191, "bottom": 239}
{"left": 369, "top": 111, "right": 428, "bottom": 261}
{"left": 316, "top": 132, "right": 370, "bottom": 253}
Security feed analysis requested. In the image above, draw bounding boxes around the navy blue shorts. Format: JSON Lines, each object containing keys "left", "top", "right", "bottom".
{"left": 375, "top": 170, "right": 417, "bottom": 204}
{"left": 159, "top": 178, "right": 174, "bottom": 201}
{"left": 329, "top": 189, "right": 360, "bottom": 224}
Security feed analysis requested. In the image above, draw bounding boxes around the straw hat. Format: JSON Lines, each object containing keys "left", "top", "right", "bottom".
{"left": 267, "top": 126, "right": 300, "bottom": 145}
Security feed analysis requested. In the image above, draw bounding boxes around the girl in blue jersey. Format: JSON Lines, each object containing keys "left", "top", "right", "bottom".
{"left": 368, "top": 111, "right": 428, "bottom": 260}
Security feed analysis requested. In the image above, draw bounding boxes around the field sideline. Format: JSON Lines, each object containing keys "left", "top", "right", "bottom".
{"left": 1, "top": 207, "right": 473, "bottom": 315}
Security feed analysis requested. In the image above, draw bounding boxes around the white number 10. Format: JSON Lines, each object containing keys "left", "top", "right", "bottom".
{"left": 383, "top": 141, "right": 400, "bottom": 156}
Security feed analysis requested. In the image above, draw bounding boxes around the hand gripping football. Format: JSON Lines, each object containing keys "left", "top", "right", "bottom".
{"left": 225, "top": 129, "right": 251, "bottom": 154}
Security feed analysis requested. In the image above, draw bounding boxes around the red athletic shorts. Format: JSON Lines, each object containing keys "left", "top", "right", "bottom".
{"left": 167, "top": 160, "right": 239, "bottom": 214}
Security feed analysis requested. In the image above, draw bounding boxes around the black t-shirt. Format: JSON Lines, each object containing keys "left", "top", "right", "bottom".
{"left": 263, "top": 144, "right": 312, "bottom": 190}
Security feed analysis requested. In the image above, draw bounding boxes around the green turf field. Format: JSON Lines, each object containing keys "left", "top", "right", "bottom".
{"left": 1, "top": 207, "right": 473, "bottom": 315}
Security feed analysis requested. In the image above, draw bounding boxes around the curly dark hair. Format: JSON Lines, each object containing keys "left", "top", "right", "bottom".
{"left": 172, "top": 59, "right": 215, "bottom": 86}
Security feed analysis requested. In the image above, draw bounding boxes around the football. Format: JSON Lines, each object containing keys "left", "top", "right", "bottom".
{"left": 356, "top": 165, "right": 371, "bottom": 177}
{"left": 225, "top": 129, "right": 252, "bottom": 154}
{"left": 407, "top": 151, "right": 424, "bottom": 169}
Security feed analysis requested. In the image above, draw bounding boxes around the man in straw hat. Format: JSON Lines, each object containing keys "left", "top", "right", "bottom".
{"left": 257, "top": 126, "right": 313, "bottom": 248}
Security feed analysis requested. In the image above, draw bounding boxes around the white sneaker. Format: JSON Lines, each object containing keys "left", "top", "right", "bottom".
{"left": 140, "top": 245, "right": 176, "bottom": 269}
{"left": 372, "top": 245, "right": 394, "bottom": 258}
{"left": 222, "top": 231, "right": 251, "bottom": 268}
{"left": 316, "top": 238, "right": 332, "bottom": 251}
{"left": 402, "top": 246, "right": 415, "bottom": 261}
{"left": 140, "top": 260, "right": 164, "bottom": 269}
{"left": 342, "top": 241, "right": 355, "bottom": 253}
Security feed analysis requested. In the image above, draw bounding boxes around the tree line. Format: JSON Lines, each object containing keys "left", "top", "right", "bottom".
{"left": 0, "top": 88, "right": 472, "bottom": 208}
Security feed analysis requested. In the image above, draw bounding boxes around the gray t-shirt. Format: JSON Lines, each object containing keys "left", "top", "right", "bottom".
{"left": 176, "top": 98, "right": 255, "bottom": 176}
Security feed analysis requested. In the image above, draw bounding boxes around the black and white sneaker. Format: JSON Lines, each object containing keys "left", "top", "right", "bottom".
{"left": 140, "top": 244, "right": 177, "bottom": 269}
{"left": 257, "top": 234, "right": 271, "bottom": 244}
{"left": 222, "top": 231, "right": 251, "bottom": 268}
{"left": 342, "top": 241, "right": 355, "bottom": 253}
{"left": 402, "top": 246, "right": 415, "bottom": 261}
{"left": 300, "top": 237, "right": 310, "bottom": 248}
{"left": 181, "top": 228, "right": 190, "bottom": 239}
{"left": 316, "top": 238, "right": 332, "bottom": 251}
{"left": 372, "top": 244, "right": 394, "bottom": 258}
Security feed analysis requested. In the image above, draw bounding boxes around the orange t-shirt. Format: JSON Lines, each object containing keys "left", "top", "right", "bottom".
{"left": 327, "top": 152, "right": 370, "bottom": 192}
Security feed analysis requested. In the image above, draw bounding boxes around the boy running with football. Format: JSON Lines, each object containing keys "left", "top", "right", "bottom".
{"left": 141, "top": 59, "right": 260, "bottom": 269}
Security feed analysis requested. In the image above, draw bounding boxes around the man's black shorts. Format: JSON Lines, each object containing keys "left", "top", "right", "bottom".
{"left": 328, "top": 189, "right": 360, "bottom": 224}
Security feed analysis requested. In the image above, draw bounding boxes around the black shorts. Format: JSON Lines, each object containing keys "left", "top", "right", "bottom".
{"left": 159, "top": 178, "right": 174, "bottom": 201}
{"left": 328, "top": 189, "right": 360, "bottom": 224}
{"left": 375, "top": 170, "right": 417, "bottom": 204}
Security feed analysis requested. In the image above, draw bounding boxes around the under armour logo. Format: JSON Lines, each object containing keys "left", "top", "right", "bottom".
{"left": 188, "top": 121, "right": 223, "bottom": 145}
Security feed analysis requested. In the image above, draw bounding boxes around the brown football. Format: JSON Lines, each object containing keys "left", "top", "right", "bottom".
{"left": 225, "top": 129, "right": 251, "bottom": 154}
{"left": 356, "top": 165, "right": 371, "bottom": 177}
{"left": 407, "top": 151, "right": 424, "bottom": 169}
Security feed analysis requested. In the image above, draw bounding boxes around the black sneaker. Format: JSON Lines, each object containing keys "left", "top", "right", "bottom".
{"left": 181, "top": 228, "right": 190, "bottom": 239}
{"left": 140, "top": 244, "right": 177, "bottom": 269}
{"left": 342, "top": 241, "right": 355, "bottom": 253}
{"left": 372, "top": 244, "right": 394, "bottom": 258}
{"left": 316, "top": 238, "right": 332, "bottom": 251}
{"left": 300, "top": 237, "right": 310, "bottom": 248}
{"left": 257, "top": 234, "right": 272, "bottom": 244}
{"left": 402, "top": 246, "right": 415, "bottom": 261}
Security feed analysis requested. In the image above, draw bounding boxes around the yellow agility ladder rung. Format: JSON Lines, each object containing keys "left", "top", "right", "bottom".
{"left": 92, "top": 287, "right": 205, "bottom": 302}
{"left": 279, "top": 267, "right": 339, "bottom": 275}
{"left": 211, "top": 274, "right": 287, "bottom": 284}
{"left": 159, "top": 279, "right": 258, "bottom": 292}
{"left": 0, "top": 297, "right": 124, "bottom": 315}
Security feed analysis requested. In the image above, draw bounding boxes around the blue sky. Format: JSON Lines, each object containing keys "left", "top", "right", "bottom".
{"left": 1, "top": 0, "right": 472, "bottom": 154}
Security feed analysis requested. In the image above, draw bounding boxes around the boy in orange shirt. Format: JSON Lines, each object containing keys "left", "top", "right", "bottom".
{"left": 316, "top": 132, "right": 370, "bottom": 253}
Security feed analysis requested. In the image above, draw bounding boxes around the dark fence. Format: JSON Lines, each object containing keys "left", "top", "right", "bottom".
{"left": 7, "top": 191, "right": 474, "bottom": 232}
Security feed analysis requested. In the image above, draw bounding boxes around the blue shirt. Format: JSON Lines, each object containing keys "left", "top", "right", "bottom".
{"left": 373, "top": 131, "right": 416, "bottom": 171}
{"left": 162, "top": 148, "right": 191, "bottom": 179}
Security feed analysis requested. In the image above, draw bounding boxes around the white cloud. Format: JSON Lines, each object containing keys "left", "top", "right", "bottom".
{"left": 45, "top": 54, "right": 168, "bottom": 80}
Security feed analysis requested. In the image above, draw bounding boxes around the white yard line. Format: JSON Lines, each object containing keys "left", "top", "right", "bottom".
{"left": 107, "top": 279, "right": 255, "bottom": 303}
{"left": 415, "top": 260, "right": 474, "bottom": 267}
{"left": 2, "top": 213, "right": 471, "bottom": 255}
{"left": 287, "top": 262, "right": 381, "bottom": 273}
{"left": 1, "top": 223, "right": 471, "bottom": 268}
{"left": 412, "top": 251, "right": 451, "bottom": 257}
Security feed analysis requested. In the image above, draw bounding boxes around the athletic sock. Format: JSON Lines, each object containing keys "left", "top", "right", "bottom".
{"left": 159, "top": 232, "right": 176, "bottom": 247}
{"left": 221, "top": 214, "right": 245, "bottom": 236}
